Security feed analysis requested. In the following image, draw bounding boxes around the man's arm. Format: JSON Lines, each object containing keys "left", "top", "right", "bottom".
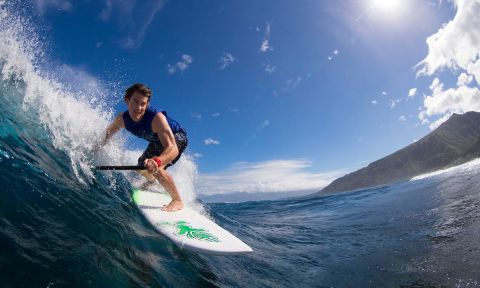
{"left": 146, "top": 113, "right": 178, "bottom": 169}
{"left": 94, "top": 113, "right": 124, "bottom": 151}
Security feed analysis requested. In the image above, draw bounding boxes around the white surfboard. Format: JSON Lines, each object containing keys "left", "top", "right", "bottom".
{"left": 132, "top": 189, "right": 253, "bottom": 255}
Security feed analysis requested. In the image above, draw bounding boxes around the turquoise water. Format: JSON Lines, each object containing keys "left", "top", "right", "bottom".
{"left": 1, "top": 2, "right": 480, "bottom": 287}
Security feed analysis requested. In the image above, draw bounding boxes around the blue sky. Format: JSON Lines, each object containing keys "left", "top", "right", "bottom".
{"left": 19, "top": 0, "right": 480, "bottom": 195}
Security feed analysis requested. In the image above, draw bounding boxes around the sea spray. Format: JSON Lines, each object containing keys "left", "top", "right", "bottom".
{"left": 169, "top": 153, "right": 205, "bottom": 213}
{"left": 0, "top": 5, "right": 114, "bottom": 183}
{"left": 0, "top": 2, "right": 201, "bottom": 204}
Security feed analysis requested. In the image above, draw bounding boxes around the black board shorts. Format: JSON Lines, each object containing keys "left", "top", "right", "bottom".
{"left": 138, "top": 131, "right": 188, "bottom": 169}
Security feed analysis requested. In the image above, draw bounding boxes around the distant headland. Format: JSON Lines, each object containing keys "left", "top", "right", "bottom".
{"left": 320, "top": 111, "right": 480, "bottom": 195}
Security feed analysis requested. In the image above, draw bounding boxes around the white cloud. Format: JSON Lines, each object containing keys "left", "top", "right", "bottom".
{"left": 197, "top": 159, "right": 345, "bottom": 196}
{"left": 264, "top": 64, "right": 276, "bottom": 74}
{"left": 417, "top": 0, "right": 480, "bottom": 83}
{"left": 390, "top": 98, "right": 401, "bottom": 108}
{"left": 34, "top": 0, "right": 165, "bottom": 49}
{"left": 260, "top": 120, "right": 270, "bottom": 128}
{"left": 273, "top": 76, "right": 304, "bottom": 96}
{"left": 428, "top": 113, "right": 453, "bottom": 130}
{"left": 372, "top": 100, "right": 378, "bottom": 104}
{"left": 457, "top": 72, "right": 473, "bottom": 86}
{"left": 167, "top": 54, "right": 193, "bottom": 74}
{"left": 382, "top": 91, "right": 388, "bottom": 95}
{"left": 35, "top": 0, "right": 72, "bottom": 15}
{"left": 399, "top": 115, "right": 407, "bottom": 121}
{"left": 192, "top": 113, "right": 202, "bottom": 120}
{"left": 416, "top": 1, "right": 480, "bottom": 126}
{"left": 467, "top": 58, "right": 480, "bottom": 84}
{"left": 250, "top": 120, "right": 271, "bottom": 140}
{"left": 260, "top": 22, "right": 273, "bottom": 53}
{"left": 193, "top": 153, "right": 203, "bottom": 158}
{"left": 408, "top": 88, "right": 417, "bottom": 98}
{"left": 265, "top": 21, "right": 271, "bottom": 35}
{"left": 212, "top": 112, "right": 220, "bottom": 117}
{"left": 218, "top": 52, "right": 237, "bottom": 70}
{"left": 99, "top": 0, "right": 113, "bottom": 21}
{"left": 204, "top": 138, "right": 220, "bottom": 145}
{"left": 102, "top": 0, "right": 166, "bottom": 50}
{"left": 260, "top": 40, "right": 272, "bottom": 53}
{"left": 419, "top": 77, "right": 480, "bottom": 129}
{"left": 281, "top": 76, "right": 303, "bottom": 93}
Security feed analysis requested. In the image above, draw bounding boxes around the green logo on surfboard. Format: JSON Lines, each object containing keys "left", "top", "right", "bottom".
{"left": 162, "top": 221, "right": 220, "bottom": 242}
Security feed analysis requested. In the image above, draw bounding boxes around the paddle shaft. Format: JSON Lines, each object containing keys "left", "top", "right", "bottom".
{"left": 95, "top": 165, "right": 146, "bottom": 170}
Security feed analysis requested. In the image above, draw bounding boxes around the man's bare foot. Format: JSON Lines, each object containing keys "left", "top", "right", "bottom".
{"left": 162, "top": 200, "right": 184, "bottom": 212}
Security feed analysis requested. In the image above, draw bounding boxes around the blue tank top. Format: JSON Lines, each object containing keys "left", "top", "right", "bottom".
{"left": 122, "top": 106, "right": 185, "bottom": 143}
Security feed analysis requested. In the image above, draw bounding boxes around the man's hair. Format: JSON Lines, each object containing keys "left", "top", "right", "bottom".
{"left": 124, "top": 83, "right": 152, "bottom": 101}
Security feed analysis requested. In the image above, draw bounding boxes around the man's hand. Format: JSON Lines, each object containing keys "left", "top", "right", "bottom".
{"left": 94, "top": 113, "right": 124, "bottom": 156}
{"left": 144, "top": 158, "right": 159, "bottom": 174}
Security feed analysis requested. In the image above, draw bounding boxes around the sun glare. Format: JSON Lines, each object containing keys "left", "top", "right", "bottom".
{"left": 372, "top": 0, "right": 401, "bottom": 11}
{"left": 370, "top": 0, "right": 404, "bottom": 16}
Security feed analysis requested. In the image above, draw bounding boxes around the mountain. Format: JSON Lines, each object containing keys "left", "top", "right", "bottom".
{"left": 320, "top": 111, "right": 480, "bottom": 194}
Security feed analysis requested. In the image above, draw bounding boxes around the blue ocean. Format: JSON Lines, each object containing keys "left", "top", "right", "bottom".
{"left": 2, "top": 3, "right": 480, "bottom": 288}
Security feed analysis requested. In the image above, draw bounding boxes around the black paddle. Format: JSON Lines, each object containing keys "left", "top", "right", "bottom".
{"left": 95, "top": 165, "right": 146, "bottom": 170}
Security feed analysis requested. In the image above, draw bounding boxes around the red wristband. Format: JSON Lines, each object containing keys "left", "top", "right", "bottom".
{"left": 153, "top": 157, "right": 162, "bottom": 167}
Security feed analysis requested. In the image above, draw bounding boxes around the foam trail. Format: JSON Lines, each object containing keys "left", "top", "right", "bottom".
{"left": 411, "top": 158, "right": 480, "bottom": 181}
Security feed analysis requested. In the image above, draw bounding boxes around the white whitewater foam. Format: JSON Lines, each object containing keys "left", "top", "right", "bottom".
{"left": 410, "top": 158, "right": 480, "bottom": 181}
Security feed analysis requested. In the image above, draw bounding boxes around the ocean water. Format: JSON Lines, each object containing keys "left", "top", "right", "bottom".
{"left": 2, "top": 3, "right": 480, "bottom": 288}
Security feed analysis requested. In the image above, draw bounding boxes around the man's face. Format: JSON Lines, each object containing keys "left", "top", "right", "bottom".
{"left": 126, "top": 92, "right": 149, "bottom": 122}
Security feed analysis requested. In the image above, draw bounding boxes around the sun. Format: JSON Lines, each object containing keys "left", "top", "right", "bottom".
{"left": 370, "top": 0, "right": 404, "bottom": 15}
{"left": 372, "top": 0, "right": 402, "bottom": 11}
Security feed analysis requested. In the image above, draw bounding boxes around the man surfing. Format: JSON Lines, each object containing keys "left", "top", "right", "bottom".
{"left": 96, "top": 83, "right": 187, "bottom": 212}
